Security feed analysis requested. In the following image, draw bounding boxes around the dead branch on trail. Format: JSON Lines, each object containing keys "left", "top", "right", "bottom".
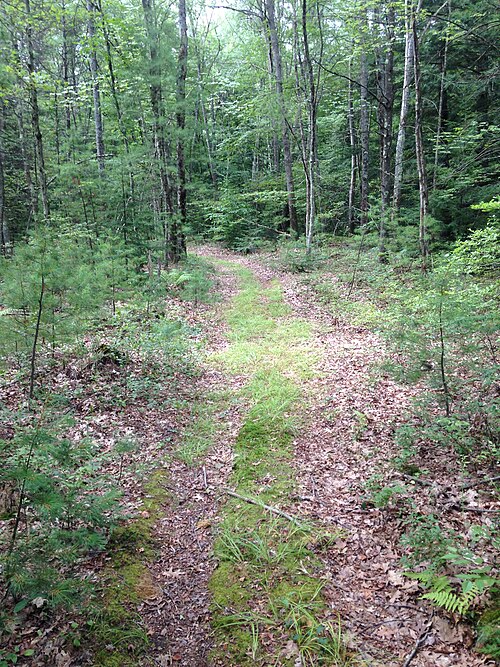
{"left": 402, "top": 613, "right": 434, "bottom": 667}
{"left": 223, "top": 489, "right": 307, "bottom": 527}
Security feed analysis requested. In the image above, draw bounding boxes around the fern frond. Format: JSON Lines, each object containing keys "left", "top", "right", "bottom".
{"left": 422, "top": 582, "right": 480, "bottom": 615}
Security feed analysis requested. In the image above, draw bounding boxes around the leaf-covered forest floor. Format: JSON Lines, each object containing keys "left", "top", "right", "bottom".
{"left": 1, "top": 246, "right": 497, "bottom": 666}
{"left": 139, "top": 246, "right": 497, "bottom": 667}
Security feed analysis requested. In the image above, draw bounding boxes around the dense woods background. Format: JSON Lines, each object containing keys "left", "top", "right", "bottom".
{"left": 0, "top": 0, "right": 498, "bottom": 260}
{"left": 0, "top": 0, "right": 499, "bottom": 664}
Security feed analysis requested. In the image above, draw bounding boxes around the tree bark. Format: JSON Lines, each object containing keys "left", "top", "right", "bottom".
{"left": 413, "top": 8, "right": 430, "bottom": 272}
{"left": 392, "top": 0, "right": 418, "bottom": 218}
{"left": 87, "top": 0, "right": 105, "bottom": 174}
{"left": 432, "top": 0, "right": 450, "bottom": 191}
{"left": 0, "top": 105, "right": 10, "bottom": 256}
{"left": 100, "top": 0, "right": 135, "bottom": 202}
{"left": 175, "top": 0, "right": 188, "bottom": 260}
{"left": 25, "top": 0, "right": 50, "bottom": 220}
{"left": 142, "top": 0, "right": 174, "bottom": 264}
{"left": 359, "top": 14, "right": 370, "bottom": 228}
{"left": 301, "top": 0, "right": 319, "bottom": 254}
{"left": 347, "top": 54, "right": 357, "bottom": 233}
{"left": 265, "top": 0, "right": 298, "bottom": 236}
{"left": 15, "top": 99, "right": 38, "bottom": 225}
{"left": 376, "top": 5, "right": 395, "bottom": 260}
{"left": 61, "top": 0, "right": 72, "bottom": 135}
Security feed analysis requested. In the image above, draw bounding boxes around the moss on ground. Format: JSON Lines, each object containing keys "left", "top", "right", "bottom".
{"left": 87, "top": 471, "right": 168, "bottom": 665}
{"left": 477, "top": 601, "right": 500, "bottom": 660}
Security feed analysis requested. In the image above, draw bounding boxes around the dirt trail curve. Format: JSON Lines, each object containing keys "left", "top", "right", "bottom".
{"left": 142, "top": 247, "right": 493, "bottom": 667}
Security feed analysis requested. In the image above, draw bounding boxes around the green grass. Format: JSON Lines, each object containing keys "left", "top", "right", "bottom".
{"left": 208, "top": 260, "right": 354, "bottom": 665}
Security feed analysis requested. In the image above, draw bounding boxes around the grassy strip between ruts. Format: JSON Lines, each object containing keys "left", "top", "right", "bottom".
{"left": 208, "top": 261, "right": 355, "bottom": 666}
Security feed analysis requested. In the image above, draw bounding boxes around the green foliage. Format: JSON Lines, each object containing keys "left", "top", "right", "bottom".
{"left": 379, "top": 258, "right": 499, "bottom": 463}
{"left": 477, "top": 604, "right": 500, "bottom": 659}
{"left": 406, "top": 570, "right": 493, "bottom": 615}
{"left": 165, "top": 256, "right": 216, "bottom": 304}
{"left": 401, "top": 514, "right": 452, "bottom": 567}
{"left": 0, "top": 407, "right": 122, "bottom": 609}
{"left": 205, "top": 189, "right": 259, "bottom": 249}
{"left": 402, "top": 515, "right": 497, "bottom": 618}
{"left": 450, "top": 199, "right": 500, "bottom": 275}
{"left": 276, "top": 238, "right": 327, "bottom": 273}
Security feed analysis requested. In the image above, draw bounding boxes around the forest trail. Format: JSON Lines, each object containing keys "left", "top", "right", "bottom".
{"left": 142, "top": 248, "right": 489, "bottom": 667}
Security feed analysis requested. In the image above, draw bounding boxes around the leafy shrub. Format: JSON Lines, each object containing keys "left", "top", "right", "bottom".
{"left": 450, "top": 198, "right": 500, "bottom": 276}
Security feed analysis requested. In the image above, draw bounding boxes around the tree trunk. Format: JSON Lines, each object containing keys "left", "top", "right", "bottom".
{"left": 0, "top": 105, "right": 10, "bottom": 256}
{"left": 347, "top": 54, "right": 357, "bottom": 233}
{"left": 392, "top": 0, "right": 418, "bottom": 217}
{"left": 265, "top": 0, "right": 298, "bottom": 236}
{"left": 193, "top": 39, "right": 217, "bottom": 189}
{"left": 175, "top": 0, "right": 188, "bottom": 260}
{"left": 432, "top": 0, "right": 450, "bottom": 191}
{"left": 377, "top": 5, "right": 395, "bottom": 260}
{"left": 15, "top": 98, "right": 38, "bottom": 225}
{"left": 61, "top": 0, "right": 72, "bottom": 137}
{"left": 413, "top": 10, "right": 430, "bottom": 272}
{"left": 142, "top": 0, "right": 174, "bottom": 264}
{"left": 100, "top": 1, "right": 135, "bottom": 201}
{"left": 301, "top": 0, "right": 318, "bottom": 255}
{"left": 359, "top": 17, "right": 370, "bottom": 228}
{"left": 25, "top": 0, "right": 50, "bottom": 220}
{"left": 87, "top": 0, "right": 105, "bottom": 174}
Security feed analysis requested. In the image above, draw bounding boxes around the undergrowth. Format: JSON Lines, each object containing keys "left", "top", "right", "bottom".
{"left": 294, "top": 233, "right": 499, "bottom": 660}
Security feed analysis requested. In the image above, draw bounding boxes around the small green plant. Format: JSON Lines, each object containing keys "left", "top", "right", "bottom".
{"left": 406, "top": 569, "right": 495, "bottom": 615}
{"left": 0, "top": 646, "right": 35, "bottom": 666}
{"left": 352, "top": 410, "right": 368, "bottom": 441}
{"left": 401, "top": 513, "right": 451, "bottom": 567}
{"left": 402, "top": 515, "right": 498, "bottom": 618}
{"left": 166, "top": 256, "right": 216, "bottom": 304}
{"left": 477, "top": 602, "right": 500, "bottom": 659}
{"left": 392, "top": 425, "right": 421, "bottom": 474}
{"left": 0, "top": 406, "right": 122, "bottom": 610}
{"left": 364, "top": 475, "right": 407, "bottom": 509}
{"left": 279, "top": 589, "right": 352, "bottom": 666}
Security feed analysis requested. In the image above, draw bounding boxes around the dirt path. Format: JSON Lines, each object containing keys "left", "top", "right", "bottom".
{"left": 143, "top": 248, "right": 494, "bottom": 667}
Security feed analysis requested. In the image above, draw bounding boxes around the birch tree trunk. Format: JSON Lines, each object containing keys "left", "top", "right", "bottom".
{"left": 392, "top": 0, "right": 418, "bottom": 218}
{"left": 265, "top": 0, "right": 298, "bottom": 236}
{"left": 87, "top": 0, "right": 105, "bottom": 174}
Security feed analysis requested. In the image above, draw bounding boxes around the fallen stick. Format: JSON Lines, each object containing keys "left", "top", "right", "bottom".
{"left": 402, "top": 612, "right": 434, "bottom": 667}
{"left": 223, "top": 489, "right": 307, "bottom": 526}
{"left": 461, "top": 475, "right": 500, "bottom": 489}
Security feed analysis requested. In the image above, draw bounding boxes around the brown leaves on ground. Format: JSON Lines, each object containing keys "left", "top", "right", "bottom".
{"left": 1, "top": 246, "right": 497, "bottom": 667}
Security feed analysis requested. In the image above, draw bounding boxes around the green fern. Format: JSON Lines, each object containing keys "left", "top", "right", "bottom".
{"left": 422, "top": 582, "right": 480, "bottom": 615}
{"left": 406, "top": 569, "right": 495, "bottom": 616}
